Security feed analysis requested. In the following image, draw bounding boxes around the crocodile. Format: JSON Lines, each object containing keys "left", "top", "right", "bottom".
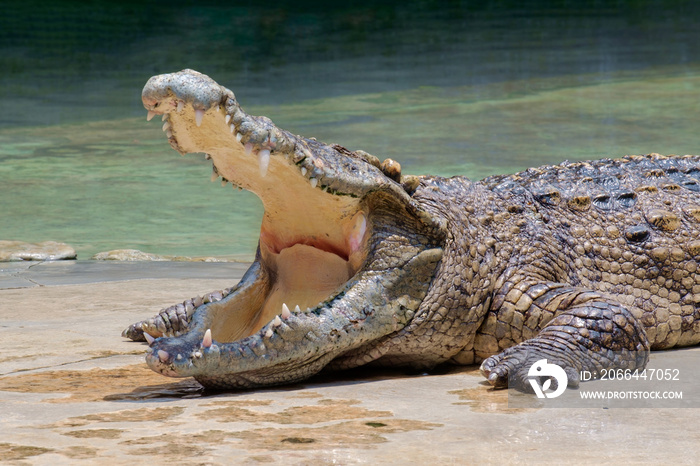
{"left": 124, "top": 69, "right": 700, "bottom": 390}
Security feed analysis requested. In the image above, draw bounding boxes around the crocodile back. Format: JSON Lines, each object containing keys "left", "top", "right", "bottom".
{"left": 481, "top": 154, "right": 700, "bottom": 348}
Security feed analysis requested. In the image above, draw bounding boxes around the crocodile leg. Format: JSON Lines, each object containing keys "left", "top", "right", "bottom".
{"left": 478, "top": 278, "right": 650, "bottom": 389}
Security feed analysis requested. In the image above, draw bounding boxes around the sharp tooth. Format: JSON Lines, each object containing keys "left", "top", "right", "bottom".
{"left": 157, "top": 350, "right": 169, "bottom": 362}
{"left": 230, "top": 124, "right": 235, "bottom": 133}
{"left": 294, "top": 305, "right": 301, "bottom": 313}
{"left": 309, "top": 178, "right": 318, "bottom": 188}
{"left": 176, "top": 354, "right": 183, "bottom": 360}
{"left": 211, "top": 171, "right": 219, "bottom": 182}
{"left": 144, "top": 333, "right": 155, "bottom": 345}
{"left": 265, "top": 328, "right": 273, "bottom": 338}
{"left": 147, "top": 111, "right": 156, "bottom": 121}
{"left": 282, "top": 303, "right": 291, "bottom": 319}
{"left": 349, "top": 212, "right": 367, "bottom": 253}
{"left": 244, "top": 143, "right": 253, "bottom": 155}
{"left": 225, "top": 114, "right": 231, "bottom": 124}
{"left": 202, "top": 329, "right": 212, "bottom": 348}
{"left": 258, "top": 149, "right": 270, "bottom": 177}
{"left": 205, "top": 154, "right": 211, "bottom": 160}
{"left": 273, "top": 315, "right": 282, "bottom": 327}
{"left": 161, "top": 114, "right": 168, "bottom": 122}
{"left": 177, "top": 100, "right": 184, "bottom": 113}
{"left": 236, "top": 132, "right": 243, "bottom": 142}
{"left": 166, "top": 130, "right": 173, "bottom": 138}
{"left": 221, "top": 179, "right": 228, "bottom": 187}
{"left": 301, "top": 167, "right": 307, "bottom": 176}
{"left": 195, "top": 109, "right": 205, "bottom": 127}
{"left": 162, "top": 122, "right": 170, "bottom": 132}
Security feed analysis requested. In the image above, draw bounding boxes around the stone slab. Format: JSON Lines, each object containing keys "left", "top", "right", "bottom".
{"left": 0, "top": 263, "right": 698, "bottom": 464}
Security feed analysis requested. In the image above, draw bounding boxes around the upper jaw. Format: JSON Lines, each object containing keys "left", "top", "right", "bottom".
{"left": 142, "top": 69, "right": 402, "bottom": 265}
{"left": 141, "top": 69, "right": 395, "bottom": 199}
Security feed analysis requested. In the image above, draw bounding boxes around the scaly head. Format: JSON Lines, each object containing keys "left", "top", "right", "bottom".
{"left": 131, "top": 69, "right": 445, "bottom": 388}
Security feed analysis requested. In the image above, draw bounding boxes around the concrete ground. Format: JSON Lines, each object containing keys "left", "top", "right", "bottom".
{"left": 1, "top": 261, "right": 698, "bottom": 465}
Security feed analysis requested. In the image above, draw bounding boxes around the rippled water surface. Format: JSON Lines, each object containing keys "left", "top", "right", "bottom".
{"left": 2, "top": 1, "right": 700, "bottom": 259}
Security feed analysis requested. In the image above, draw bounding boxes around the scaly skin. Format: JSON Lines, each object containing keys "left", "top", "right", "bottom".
{"left": 124, "top": 69, "right": 700, "bottom": 390}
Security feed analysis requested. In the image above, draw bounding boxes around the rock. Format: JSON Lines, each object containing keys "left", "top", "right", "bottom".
{"left": 91, "top": 249, "right": 232, "bottom": 262}
{"left": 91, "top": 249, "right": 169, "bottom": 261}
{"left": 0, "top": 240, "right": 77, "bottom": 261}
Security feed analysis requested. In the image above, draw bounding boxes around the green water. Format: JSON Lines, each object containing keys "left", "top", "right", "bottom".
{"left": 2, "top": 2, "right": 700, "bottom": 260}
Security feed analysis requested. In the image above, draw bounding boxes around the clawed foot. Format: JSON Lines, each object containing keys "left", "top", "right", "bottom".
{"left": 479, "top": 344, "right": 580, "bottom": 392}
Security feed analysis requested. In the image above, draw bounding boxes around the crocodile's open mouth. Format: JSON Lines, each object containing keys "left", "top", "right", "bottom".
{"left": 139, "top": 77, "right": 372, "bottom": 346}
{"left": 125, "top": 70, "right": 442, "bottom": 388}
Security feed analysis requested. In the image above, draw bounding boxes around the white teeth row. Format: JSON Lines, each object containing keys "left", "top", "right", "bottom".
{"left": 223, "top": 115, "right": 274, "bottom": 180}
{"left": 194, "top": 303, "right": 302, "bottom": 350}
{"left": 151, "top": 301, "right": 310, "bottom": 364}
{"left": 158, "top": 118, "right": 173, "bottom": 138}
{"left": 263, "top": 303, "right": 304, "bottom": 338}
{"left": 228, "top": 124, "right": 319, "bottom": 188}
{"left": 209, "top": 166, "right": 241, "bottom": 189}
